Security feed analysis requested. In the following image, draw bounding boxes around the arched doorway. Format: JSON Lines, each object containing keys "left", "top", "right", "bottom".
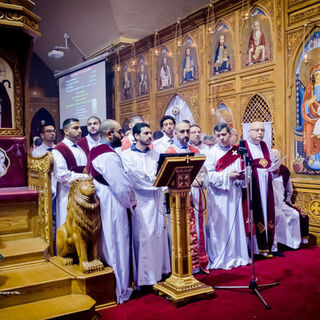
{"left": 165, "top": 94, "right": 195, "bottom": 124}
{"left": 30, "top": 108, "right": 55, "bottom": 146}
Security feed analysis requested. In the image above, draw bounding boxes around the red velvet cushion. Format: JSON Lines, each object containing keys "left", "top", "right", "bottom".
{"left": 0, "top": 186, "right": 38, "bottom": 202}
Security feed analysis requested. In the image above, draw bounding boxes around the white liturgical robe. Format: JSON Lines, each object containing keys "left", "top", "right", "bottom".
{"left": 52, "top": 138, "right": 88, "bottom": 229}
{"left": 152, "top": 134, "right": 176, "bottom": 154}
{"left": 272, "top": 175, "right": 301, "bottom": 250}
{"left": 91, "top": 144, "right": 136, "bottom": 304}
{"left": 121, "top": 145, "right": 171, "bottom": 286}
{"left": 205, "top": 144, "right": 249, "bottom": 269}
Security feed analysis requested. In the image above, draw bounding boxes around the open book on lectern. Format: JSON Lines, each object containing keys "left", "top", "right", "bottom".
{"left": 154, "top": 153, "right": 206, "bottom": 188}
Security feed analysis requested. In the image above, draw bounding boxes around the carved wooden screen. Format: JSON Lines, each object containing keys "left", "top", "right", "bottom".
{"left": 242, "top": 94, "right": 274, "bottom": 145}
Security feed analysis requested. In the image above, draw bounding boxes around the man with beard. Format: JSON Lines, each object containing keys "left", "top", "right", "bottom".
{"left": 77, "top": 116, "right": 102, "bottom": 158}
{"left": 153, "top": 115, "right": 176, "bottom": 154}
{"left": 87, "top": 119, "right": 136, "bottom": 304}
{"left": 53, "top": 118, "right": 88, "bottom": 229}
{"left": 248, "top": 20, "right": 266, "bottom": 65}
{"left": 205, "top": 122, "right": 249, "bottom": 269}
{"left": 165, "top": 121, "right": 209, "bottom": 274}
{"left": 121, "top": 123, "right": 170, "bottom": 289}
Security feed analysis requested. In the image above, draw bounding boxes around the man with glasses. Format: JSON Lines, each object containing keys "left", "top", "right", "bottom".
{"left": 244, "top": 121, "right": 275, "bottom": 257}
{"left": 32, "top": 123, "right": 57, "bottom": 157}
{"left": 87, "top": 119, "right": 136, "bottom": 304}
{"left": 77, "top": 116, "right": 102, "bottom": 157}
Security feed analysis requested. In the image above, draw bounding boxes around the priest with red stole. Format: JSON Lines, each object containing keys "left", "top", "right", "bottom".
{"left": 165, "top": 121, "right": 209, "bottom": 274}
{"left": 77, "top": 116, "right": 102, "bottom": 158}
{"left": 87, "top": 119, "right": 136, "bottom": 304}
{"left": 205, "top": 122, "right": 249, "bottom": 269}
{"left": 52, "top": 118, "right": 88, "bottom": 229}
{"left": 244, "top": 121, "right": 275, "bottom": 256}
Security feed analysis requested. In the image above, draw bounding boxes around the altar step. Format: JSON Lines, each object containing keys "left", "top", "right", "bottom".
{"left": 0, "top": 237, "right": 49, "bottom": 268}
{"left": 0, "top": 261, "right": 73, "bottom": 308}
{"left": 0, "top": 294, "right": 98, "bottom": 320}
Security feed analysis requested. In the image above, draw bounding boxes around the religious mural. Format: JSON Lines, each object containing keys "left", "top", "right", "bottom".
{"left": 241, "top": 7, "right": 273, "bottom": 68}
{"left": 0, "top": 56, "right": 14, "bottom": 128}
{"left": 157, "top": 46, "right": 174, "bottom": 91}
{"left": 121, "top": 63, "right": 132, "bottom": 100}
{"left": 293, "top": 31, "right": 320, "bottom": 175}
{"left": 0, "top": 147, "right": 10, "bottom": 178}
{"left": 136, "top": 56, "right": 149, "bottom": 96}
{"left": 165, "top": 94, "right": 194, "bottom": 124}
{"left": 213, "top": 103, "right": 233, "bottom": 127}
{"left": 212, "top": 23, "right": 234, "bottom": 75}
{"left": 180, "top": 36, "right": 199, "bottom": 83}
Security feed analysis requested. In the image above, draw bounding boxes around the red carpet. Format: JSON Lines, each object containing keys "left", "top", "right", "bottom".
{"left": 99, "top": 246, "right": 320, "bottom": 320}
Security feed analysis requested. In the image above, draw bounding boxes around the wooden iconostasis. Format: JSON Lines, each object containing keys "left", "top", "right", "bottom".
{"left": 114, "top": 0, "right": 320, "bottom": 241}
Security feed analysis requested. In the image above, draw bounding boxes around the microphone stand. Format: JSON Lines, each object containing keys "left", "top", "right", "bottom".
{"left": 214, "top": 145, "right": 280, "bottom": 310}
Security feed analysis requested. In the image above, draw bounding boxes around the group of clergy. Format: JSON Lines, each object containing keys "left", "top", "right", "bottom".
{"left": 32, "top": 114, "right": 308, "bottom": 304}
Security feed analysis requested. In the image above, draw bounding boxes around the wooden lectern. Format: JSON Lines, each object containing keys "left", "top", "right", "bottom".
{"left": 153, "top": 154, "right": 215, "bottom": 307}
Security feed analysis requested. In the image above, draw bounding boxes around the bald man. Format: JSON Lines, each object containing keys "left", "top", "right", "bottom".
{"left": 87, "top": 119, "right": 136, "bottom": 304}
{"left": 120, "top": 115, "right": 144, "bottom": 151}
{"left": 244, "top": 121, "right": 275, "bottom": 256}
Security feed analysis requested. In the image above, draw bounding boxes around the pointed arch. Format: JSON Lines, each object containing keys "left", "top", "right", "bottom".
{"left": 241, "top": 6, "right": 273, "bottom": 68}
{"left": 157, "top": 46, "right": 174, "bottom": 91}
{"left": 180, "top": 34, "right": 199, "bottom": 83}
{"left": 30, "top": 108, "right": 55, "bottom": 144}
{"left": 242, "top": 94, "right": 272, "bottom": 123}
{"left": 164, "top": 94, "right": 195, "bottom": 124}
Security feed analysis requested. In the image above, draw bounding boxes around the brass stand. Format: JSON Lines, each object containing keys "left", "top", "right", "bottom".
{"left": 153, "top": 159, "right": 215, "bottom": 307}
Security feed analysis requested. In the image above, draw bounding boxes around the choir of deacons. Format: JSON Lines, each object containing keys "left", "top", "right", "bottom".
{"left": 32, "top": 115, "right": 308, "bottom": 304}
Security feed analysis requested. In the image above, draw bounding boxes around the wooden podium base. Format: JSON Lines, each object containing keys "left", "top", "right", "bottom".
{"left": 153, "top": 274, "right": 215, "bottom": 307}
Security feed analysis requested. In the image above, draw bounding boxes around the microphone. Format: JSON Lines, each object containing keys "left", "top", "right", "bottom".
{"left": 238, "top": 139, "right": 247, "bottom": 157}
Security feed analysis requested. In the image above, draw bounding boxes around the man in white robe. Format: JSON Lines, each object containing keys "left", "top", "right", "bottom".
{"left": 121, "top": 123, "right": 170, "bottom": 288}
{"left": 205, "top": 122, "right": 249, "bottom": 269}
{"left": 153, "top": 115, "right": 176, "bottom": 154}
{"left": 88, "top": 119, "right": 136, "bottom": 304}
{"left": 77, "top": 116, "right": 102, "bottom": 157}
{"left": 52, "top": 118, "right": 88, "bottom": 229}
{"left": 271, "top": 149, "right": 301, "bottom": 251}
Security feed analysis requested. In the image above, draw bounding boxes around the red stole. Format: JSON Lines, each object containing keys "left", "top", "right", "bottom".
{"left": 54, "top": 142, "right": 85, "bottom": 173}
{"left": 77, "top": 137, "right": 90, "bottom": 158}
{"left": 244, "top": 140, "right": 275, "bottom": 252}
{"left": 215, "top": 145, "right": 240, "bottom": 172}
{"left": 87, "top": 144, "right": 115, "bottom": 186}
{"left": 165, "top": 145, "right": 200, "bottom": 154}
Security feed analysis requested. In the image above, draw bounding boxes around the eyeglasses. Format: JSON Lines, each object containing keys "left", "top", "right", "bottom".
{"left": 42, "top": 129, "right": 56, "bottom": 134}
{"left": 112, "top": 129, "right": 123, "bottom": 135}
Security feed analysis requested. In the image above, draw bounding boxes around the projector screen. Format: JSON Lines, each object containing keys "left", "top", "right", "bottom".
{"left": 58, "top": 60, "right": 106, "bottom": 127}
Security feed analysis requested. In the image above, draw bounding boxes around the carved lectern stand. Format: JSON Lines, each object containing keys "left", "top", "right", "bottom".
{"left": 153, "top": 155, "right": 215, "bottom": 307}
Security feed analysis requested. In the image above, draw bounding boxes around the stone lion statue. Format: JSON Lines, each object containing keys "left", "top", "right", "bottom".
{"left": 56, "top": 178, "right": 104, "bottom": 273}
